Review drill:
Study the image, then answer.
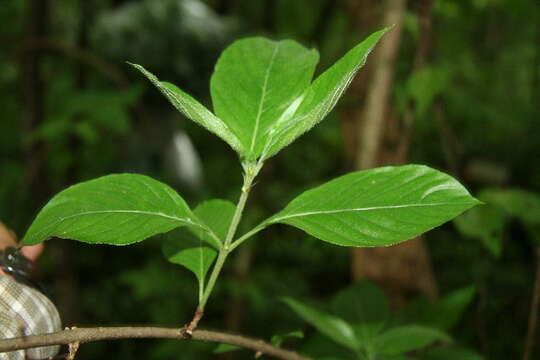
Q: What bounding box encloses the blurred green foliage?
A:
[1,0,539,359]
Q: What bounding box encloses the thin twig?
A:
[0,327,311,360]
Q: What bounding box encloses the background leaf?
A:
[130,63,244,155]
[281,297,358,350]
[23,174,198,246]
[271,330,304,347]
[262,28,389,160]
[373,325,451,355]
[210,37,319,160]
[331,281,390,343]
[395,286,476,331]
[454,205,505,256]
[480,189,540,225]
[267,165,480,247]
[421,345,484,360]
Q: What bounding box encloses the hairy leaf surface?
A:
[211,37,319,160]
[262,28,389,160]
[130,63,243,154]
[268,165,480,247]
[23,174,198,246]
[162,200,235,298]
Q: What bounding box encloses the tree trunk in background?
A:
[349,0,438,306]
[18,0,50,228]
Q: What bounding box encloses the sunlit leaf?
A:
[262,28,389,160]
[211,37,319,160]
[129,63,244,155]
[23,174,199,246]
[267,165,480,247]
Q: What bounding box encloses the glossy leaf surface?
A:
[268,165,480,247]
[262,28,389,160]
[23,174,198,246]
[211,37,319,160]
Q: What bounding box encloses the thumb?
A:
[21,243,45,262]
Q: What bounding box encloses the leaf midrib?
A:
[27,209,200,242]
[248,43,280,155]
[271,202,475,222]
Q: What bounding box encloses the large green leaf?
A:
[282,297,358,350]
[23,174,199,246]
[211,37,319,160]
[129,63,243,155]
[261,28,389,160]
[373,325,450,355]
[331,281,390,343]
[266,165,480,247]
[162,200,235,298]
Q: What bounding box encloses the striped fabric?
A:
[0,275,61,360]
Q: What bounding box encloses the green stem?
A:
[229,222,267,252]
[195,162,262,314]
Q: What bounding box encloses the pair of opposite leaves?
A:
[22,29,479,259]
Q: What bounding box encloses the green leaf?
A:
[129,63,243,155]
[373,325,451,355]
[210,37,319,160]
[262,28,389,160]
[162,230,217,300]
[271,330,304,347]
[394,286,475,331]
[282,297,358,350]
[424,286,476,330]
[23,174,199,246]
[454,206,505,256]
[421,345,483,360]
[480,189,540,225]
[213,343,242,354]
[162,200,234,298]
[190,199,236,249]
[267,165,480,247]
[331,281,390,343]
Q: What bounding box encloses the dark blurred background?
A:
[1,0,539,359]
